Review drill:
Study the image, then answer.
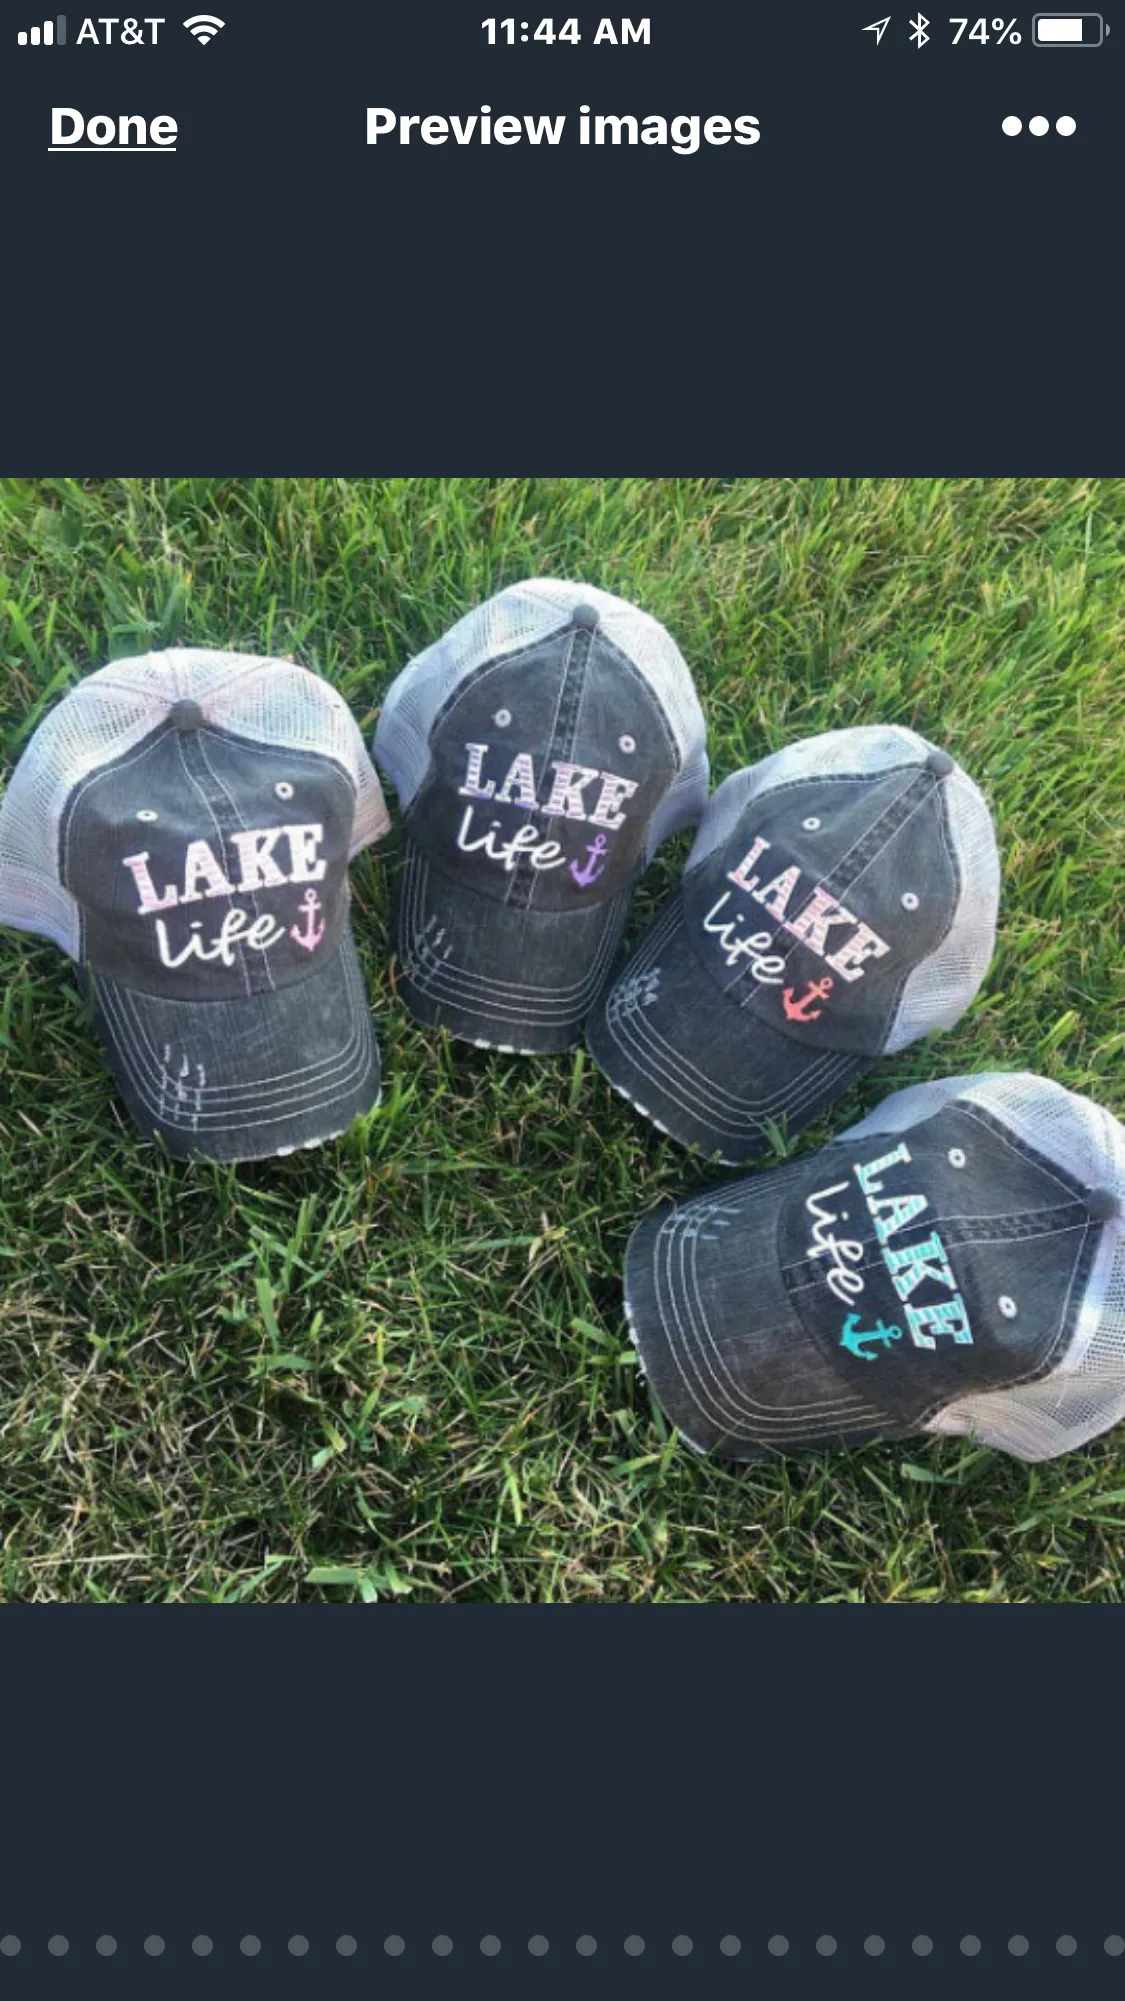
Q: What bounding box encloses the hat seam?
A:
[909,1216,1096,1430]
[175,731,257,1002]
[429,619,682,772]
[503,618,588,916]
[957,1101,1092,1205]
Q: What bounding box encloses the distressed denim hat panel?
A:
[374,580,709,1052]
[625,1072,1125,1463]
[589,726,1000,1160]
[0,648,388,1161]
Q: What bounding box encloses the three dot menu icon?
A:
[17,14,66,41]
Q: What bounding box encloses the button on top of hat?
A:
[169,699,205,731]
[1086,1187,1120,1223]
[572,603,600,630]
[926,747,954,777]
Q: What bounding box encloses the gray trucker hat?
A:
[0,648,389,1161]
[373,580,709,1053]
[588,726,1001,1161]
[625,1072,1125,1464]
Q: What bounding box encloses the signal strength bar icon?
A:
[17,13,66,41]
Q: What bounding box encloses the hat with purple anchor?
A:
[0,648,389,1160]
[373,581,709,1052]
[587,726,1001,1161]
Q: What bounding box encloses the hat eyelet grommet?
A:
[493,709,512,728]
[135,808,159,823]
[999,1295,1018,1319]
[274,781,295,800]
[901,891,920,911]
[619,734,636,754]
[802,816,821,832]
[948,1147,966,1169]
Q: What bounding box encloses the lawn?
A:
[0,476,1122,1603]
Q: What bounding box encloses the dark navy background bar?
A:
[0,1607,1120,1993]
[1,0,1118,469]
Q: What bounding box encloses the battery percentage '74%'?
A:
[951,15,1022,36]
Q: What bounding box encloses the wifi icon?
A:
[183,12,224,42]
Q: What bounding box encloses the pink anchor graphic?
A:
[290,888,326,953]
[782,975,834,1023]
[569,833,609,889]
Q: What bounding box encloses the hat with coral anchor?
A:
[587,726,1001,1162]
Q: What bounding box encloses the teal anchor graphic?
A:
[839,1312,903,1361]
[569,833,608,888]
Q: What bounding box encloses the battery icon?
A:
[1033,12,1106,41]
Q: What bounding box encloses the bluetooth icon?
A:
[909,11,931,43]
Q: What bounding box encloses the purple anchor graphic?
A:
[290,888,326,952]
[569,833,609,889]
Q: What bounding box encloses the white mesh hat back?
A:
[839,1072,1125,1461]
[0,648,389,961]
[686,724,1000,1052]
[375,579,709,857]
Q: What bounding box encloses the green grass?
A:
[0,477,1122,1603]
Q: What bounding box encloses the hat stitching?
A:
[103,953,371,1099]
[398,847,622,1017]
[96,950,374,1130]
[403,848,619,1007]
[598,900,857,1127]
[651,1206,880,1442]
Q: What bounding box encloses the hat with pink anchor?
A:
[0,648,389,1160]
[374,581,709,1053]
[586,726,1001,1162]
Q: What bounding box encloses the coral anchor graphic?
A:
[569,833,609,888]
[290,888,326,952]
[782,975,834,1022]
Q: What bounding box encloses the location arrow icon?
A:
[864,15,892,41]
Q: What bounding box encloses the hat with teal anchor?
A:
[624,1072,1125,1463]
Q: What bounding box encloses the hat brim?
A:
[392,836,631,1054]
[89,924,380,1163]
[586,897,870,1163]
[624,1167,895,1462]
